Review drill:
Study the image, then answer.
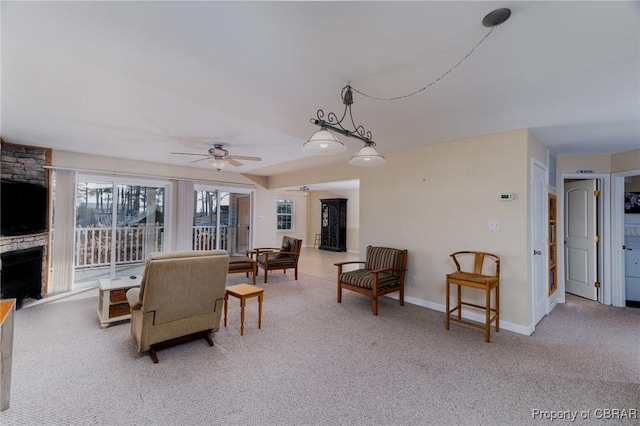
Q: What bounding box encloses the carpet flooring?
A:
[1,272,639,425]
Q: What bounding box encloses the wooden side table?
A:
[224,283,264,335]
[97,276,142,328]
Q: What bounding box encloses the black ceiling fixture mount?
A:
[482,8,512,28]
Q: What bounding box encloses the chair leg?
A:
[372,295,378,316]
[445,280,450,331]
[495,282,500,333]
[485,286,491,343]
[149,349,159,364]
[204,333,214,347]
[337,283,342,303]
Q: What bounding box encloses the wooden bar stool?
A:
[445,251,500,342]
[224,284,265,335]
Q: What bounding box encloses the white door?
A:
[532,161,547,324]
[565,180,598,300]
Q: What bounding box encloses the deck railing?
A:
[74,225,229,268]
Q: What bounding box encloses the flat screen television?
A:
[1,179,48,236]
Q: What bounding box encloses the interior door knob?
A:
[533,250,542,255]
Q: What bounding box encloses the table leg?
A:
[224,292,228,327]
[240,297,246,336]
[258,292,263,329]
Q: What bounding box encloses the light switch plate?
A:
[489,220,500,230]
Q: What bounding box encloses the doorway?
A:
[564,179,599,300]
[560,175,609,304]
[193,185,253,255]
[531,159,548,325]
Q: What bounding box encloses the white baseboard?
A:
[385,293,534,336]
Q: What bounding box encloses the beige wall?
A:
[361,130,531,328]
[611,148,640,173]
[272,129,534,330]
[556,153,611,175]
[557,149,640,176]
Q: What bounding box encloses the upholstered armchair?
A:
[248,236,302,283]
[335,245,408,315]
[125,250,229,363]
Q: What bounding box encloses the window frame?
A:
[276,198,294,232]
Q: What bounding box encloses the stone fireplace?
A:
[0,141,52,307]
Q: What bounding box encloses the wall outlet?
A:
[489,220,500,230]
[411,275,418,284]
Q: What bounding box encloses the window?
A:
[74,176,170,283]
[192,185,254,255]
[276,198,294,231]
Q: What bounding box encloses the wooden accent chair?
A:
[125,250,229,363]
[445,251,500,342]
[247,236,302,283]
[335,245,408,315]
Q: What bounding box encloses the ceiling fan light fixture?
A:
[348,143,386,167]
[302,128,346,155]
[210,158,228,171]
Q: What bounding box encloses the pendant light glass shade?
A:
[302,129,346,155]
[348,144,386,166]
[210,159,228,171]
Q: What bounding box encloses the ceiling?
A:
[2,2,639,178]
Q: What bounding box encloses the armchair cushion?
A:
[338,269,399,290]
[257,253,290,266]
[276,240,291,258]
[364,246,404,277]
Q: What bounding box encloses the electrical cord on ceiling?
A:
[349,24,499,102]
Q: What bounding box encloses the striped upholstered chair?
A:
[335,245,408,315]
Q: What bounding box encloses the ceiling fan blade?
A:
[227,155,261,162]
[171,152,209,157]
[189,157,212,164]
[227,158,243,167]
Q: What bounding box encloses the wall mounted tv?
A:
[1,179,49,236]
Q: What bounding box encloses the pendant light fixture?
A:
[304,8,511,167]
[302,128,345,155]
[348,141,386,166]
[306,84,385,166]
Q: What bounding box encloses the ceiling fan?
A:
[171,144,261,171]
[287,185,311,193]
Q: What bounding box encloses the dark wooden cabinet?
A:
[320,198,347,252]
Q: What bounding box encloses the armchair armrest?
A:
[334,261,365,267]
[260,250,299,262]
[371,267,407,274]
[334,260,364,274]
[246,248,280,259]
[126,287,142,310]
